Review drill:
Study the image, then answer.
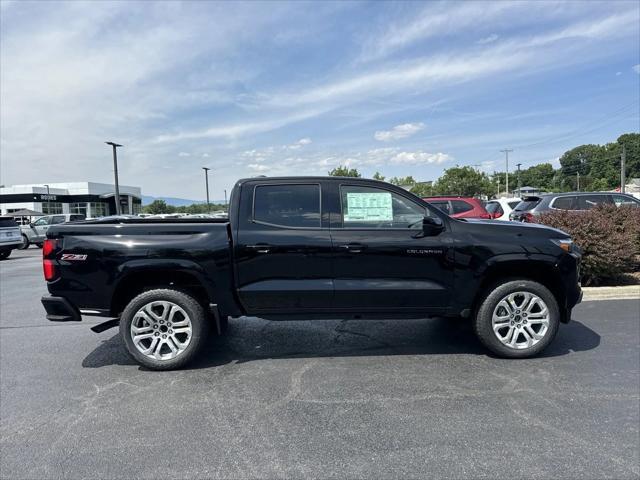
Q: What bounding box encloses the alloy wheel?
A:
[491,292,550,350]
[130,301,192,361]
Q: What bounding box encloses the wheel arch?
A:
[110,267,212,318]
[472,257,568,323]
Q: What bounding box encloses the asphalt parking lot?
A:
[1,248,639,479]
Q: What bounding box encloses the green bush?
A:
[537,205,640,286]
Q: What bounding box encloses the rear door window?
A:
[551,196,577,210]
[577,195,610,210]
[50,216,66,224]
[429,201,451,214]
[508,201,521,209]
[253,184,320,228]
[451,200,474,214]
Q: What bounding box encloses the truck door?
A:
[329,183,453,313]
[235,182,333,313]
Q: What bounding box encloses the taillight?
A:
[523,212,535,223]
[479,212,492,219]
[42,239,60,281]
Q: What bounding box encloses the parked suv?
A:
[422,196,491,219]
[0,217,22,260]
[510,192,640,222]
[485,197,522,221]
[20,214,85,249]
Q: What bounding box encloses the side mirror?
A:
[422,216,444,236]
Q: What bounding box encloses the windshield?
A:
[514,197,541,211]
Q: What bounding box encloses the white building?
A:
[0,182,142,218]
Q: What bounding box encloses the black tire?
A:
[0,250,10,260]
[120,289,210,370]
[18,235,30,250]
[473,279,560,358]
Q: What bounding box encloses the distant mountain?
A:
[142,195,225,206]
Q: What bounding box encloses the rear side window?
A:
[486,202,503,216]
[577,195,611,210]
[253,184,320,228]
[69,214,85,221]
[611,194,640,207]
[451,200,474,214]
[429,201,451,214]
[508,201,521,209]
[551,196,577,210]
[50,216,66,224]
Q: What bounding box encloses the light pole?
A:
[500,149,513,195]
[224,189,228,211]
[202,167,211,214]
[44,184,50,214]
[105,142,123,215]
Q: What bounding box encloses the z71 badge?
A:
[61,254,88,261]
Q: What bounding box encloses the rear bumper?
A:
[41,295,81,322]
[0,241,22,250]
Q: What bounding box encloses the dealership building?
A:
[0,182,142,218]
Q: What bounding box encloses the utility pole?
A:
[500,149,513,195]
[621,144,626,194]
[496,177,500,197]
[202,167,211,214]
[516,163,522,195]
[105,142,123,215]
[224,189,228,211]
[577,172,580,192]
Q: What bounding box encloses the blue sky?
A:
[1,0,639,200]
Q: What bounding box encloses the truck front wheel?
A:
[473,279,560,358]
[120,289,210,370]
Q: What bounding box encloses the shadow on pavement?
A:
[82,316,601,370]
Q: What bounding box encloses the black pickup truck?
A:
[42,176,582,369]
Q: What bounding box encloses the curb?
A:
[581,285,640,301]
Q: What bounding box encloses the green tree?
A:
[144,200,174,214]
[328,166,361,177]
[433,166,494,197]
[617,133,640,181]
[372,171,385,181]
[519,163,555,191]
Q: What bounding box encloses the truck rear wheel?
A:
[473,279,560,358]
[19,235,30,250]
[120,289,210,370]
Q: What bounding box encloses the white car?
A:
[485,197,522,221]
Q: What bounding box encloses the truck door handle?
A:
[246,244,271,254]
[339,243,366,253]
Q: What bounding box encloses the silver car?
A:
[0,217,23,260]
[19,214,85,249]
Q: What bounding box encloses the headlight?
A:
[551,238,573,253]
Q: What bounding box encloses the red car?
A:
[422,196,492,219]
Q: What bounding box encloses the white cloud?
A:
[477,34,499,45]
[202,153,210,158]
[616,71,622,76]
[374,122,424,141]
[248,163,270,172]
[284,137,313,150]
[633,64,640,74]
[178,152,191,157]
[390,151,451,165]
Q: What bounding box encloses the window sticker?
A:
[345,192,393,222]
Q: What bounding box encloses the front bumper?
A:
[41,295,81,322]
